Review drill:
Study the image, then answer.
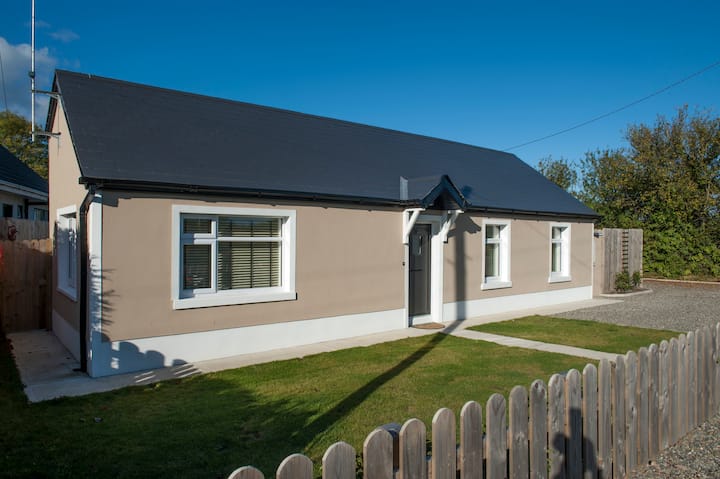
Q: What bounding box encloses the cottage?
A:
[47,70,598,377]
[0,144,48,221]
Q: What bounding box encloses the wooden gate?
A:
[0,239,52,332]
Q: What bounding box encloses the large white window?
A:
[549,223,571,282]
[56,206,78,300]
[482,219,512,290]
[172,206,296,309]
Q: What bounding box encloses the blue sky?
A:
[1,1,718,168]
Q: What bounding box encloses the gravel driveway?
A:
[557,279,720,479]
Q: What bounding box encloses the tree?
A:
[580,106,720,278]
[0,111,48,179]
[536,156,578,193]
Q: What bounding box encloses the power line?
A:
[503,59,720,152]
[0,47,8,112]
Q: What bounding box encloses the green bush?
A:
[631,271,642,287]
[615,271,632,293]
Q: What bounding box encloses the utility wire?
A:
[503,59,720,152]
[0,47,8,112]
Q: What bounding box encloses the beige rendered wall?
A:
[48,101,87,332]
[100,192,405,342]
[443,214,594,303]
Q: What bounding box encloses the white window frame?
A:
[171,205,296,310]
[549,223,572,283]
[481,218,512,290]
[56,205,78,300]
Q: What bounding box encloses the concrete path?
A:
[450,329,617,361]
[9,297,622,402]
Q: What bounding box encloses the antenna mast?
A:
[30,0,36,142]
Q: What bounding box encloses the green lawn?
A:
[469,316,677,354]
[0,331,594,479]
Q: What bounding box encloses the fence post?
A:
[548,373,565,479]
[363,429,393,479]
[715,323,720,415]
[399,418,427,479]
[432,408,456,479]
[459,401,483,479]
[486,393,507,479]
[624,351,638,473]
[597,359,612,479]
[509,386,529,479]
[529,380,547,479]
[704,326,713,422]
[612,355,626,479]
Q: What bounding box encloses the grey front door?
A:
[409,224,432,316]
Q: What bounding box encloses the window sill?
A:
[57,285,78,302]
[481,280,513,291]
[173,290,297,310]
[548,275,572,284]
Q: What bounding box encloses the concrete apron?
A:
[8,297,620,402]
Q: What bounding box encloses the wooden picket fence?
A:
[0,239,52,332]
[230,324,720,479]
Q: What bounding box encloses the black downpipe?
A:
[78,191,93,373]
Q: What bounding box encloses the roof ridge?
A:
[54,69,514,158]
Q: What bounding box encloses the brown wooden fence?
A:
[0,239,52,332]
[595,228,644,294]
[0,218,49,241]
[230,324,720,479]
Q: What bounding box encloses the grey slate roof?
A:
[51,70,597,218]
[0,144,48,196]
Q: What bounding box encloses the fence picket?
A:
[703,326,712,422]
[624,352,638,473]
[509,386,529,479]
[686,332,696,431]
[228,466,264,479]
[460,401,483,479]
[669,338,679,444]
[582,364,598,479]
[486,393,507,479]
[565,369,582,478]
[637,347,649,467]
[276,454,313,479]
[399,419,427,479]
[647,344,659,462]
[548,374,565,479]
[363,429,393,479]
[529,380,547,479]
[322,442,355,479]
[678,335,688,438]
[715,323,720,415]
[597,359,612,479]
[658,341,670,450]
[612,355,626,479]
[432,408,456,479]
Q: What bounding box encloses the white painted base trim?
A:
[52,311,81,361]
[88,308,407,377]
[443,286,593,322]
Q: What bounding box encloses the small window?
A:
[2,204,13,218]
[482,220,512,290]
[549,224,571,282]
[16,205,25,219]
[172,206,296,309]
[56,206,78,300]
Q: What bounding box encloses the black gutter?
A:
[78,177,600,221]
[77,189,94,373]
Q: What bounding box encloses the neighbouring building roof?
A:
[49,70,597,218]
[0,144,49,198]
